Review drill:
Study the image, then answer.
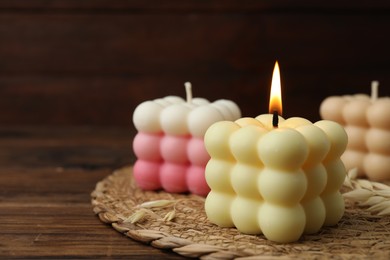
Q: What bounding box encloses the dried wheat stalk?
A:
[123,199,179,224]
[343,168,390,216]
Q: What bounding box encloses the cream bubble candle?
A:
[204,62,348,243]
[320,81,390,181]
[132,82,241,196]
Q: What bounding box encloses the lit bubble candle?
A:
[204,62,347,243]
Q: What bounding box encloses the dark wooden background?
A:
[1,0,389,126]
[1,2,389,258]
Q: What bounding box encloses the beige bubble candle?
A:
[320,81,390,181]
[204,62,348,243]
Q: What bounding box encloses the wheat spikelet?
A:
[124,209,147,224]
[138,199,176,209]
[343,168,390,216]
[163,209,176,222]
[343,189,373,201]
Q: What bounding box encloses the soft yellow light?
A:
[268,61,283,116]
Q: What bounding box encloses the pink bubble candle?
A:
[320,81,390,181]
[132,82,241,196]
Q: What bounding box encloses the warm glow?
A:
[269,61,283,115]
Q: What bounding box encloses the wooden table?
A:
[0,126,185,259]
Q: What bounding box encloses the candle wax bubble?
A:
[133,160,161,190]
[160,136,189,164]
[314,120,348,161]
[204,121,240,160]
[280,117,312,128]
[341,150,365,177]
[231,164,262,198]
[211,103,234,121]
[344,126,367,151]
[191,97,209,105]
[231,197,262,234]
[301,197,326,234]
[188,106,225,137]
[342,99,371,126]
[133,101,164,133]
[187,138,210,166]
[364,154,390,181]
[320,96,346,124]
[160,104,191,135]
[354,94,370,100]
[295,124,330,167]
[205,160,235,192]
[186,166,210,196]
[258,203,306,243]
[258,168,307,205]
[235,117,264,127]
[133,133,162,161]
[213,100,242,120]
[322,160,346,192]
[154,99,171,106]
[321,192,344,226]
[257,129,308,170]
[230,126,266,164]
[365,129,390,154]
[160,163,188,193]
[366,98,390,129]
[302,164,327,199]
[255,114,285,130]
[163,96,185,104]
[205,192,234,227]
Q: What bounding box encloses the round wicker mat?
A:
[91,166,390,259]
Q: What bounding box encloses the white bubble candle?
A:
[132,82,241,196]
[204,62,347,243]
[320,81,390,181]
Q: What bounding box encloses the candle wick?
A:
[272,110,278,128]
[185,82,192,104]
[371,80,379,102]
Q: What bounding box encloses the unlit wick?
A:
[371,80,379,102]
[272,111,279,127]
[185,82,193,104]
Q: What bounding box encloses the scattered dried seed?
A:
[374,190,390,198]
[124,209,147,224]
[357,179,374,190]
[359,196,386,206]
[372,182,390,190]
[163,210,176,222]
[368,201,390,213]
[378,207,390,216]
[343,189,373,201]
[347,168,358,179]
[138,200,176,209]
[342,168,390,216]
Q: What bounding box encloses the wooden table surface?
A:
[0,126,185,259]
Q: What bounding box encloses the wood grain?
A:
[0,126,185,259]
[0,1,389,125]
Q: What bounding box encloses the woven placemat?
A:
[91,166,390,259]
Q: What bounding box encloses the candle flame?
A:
[269,61,283,116]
